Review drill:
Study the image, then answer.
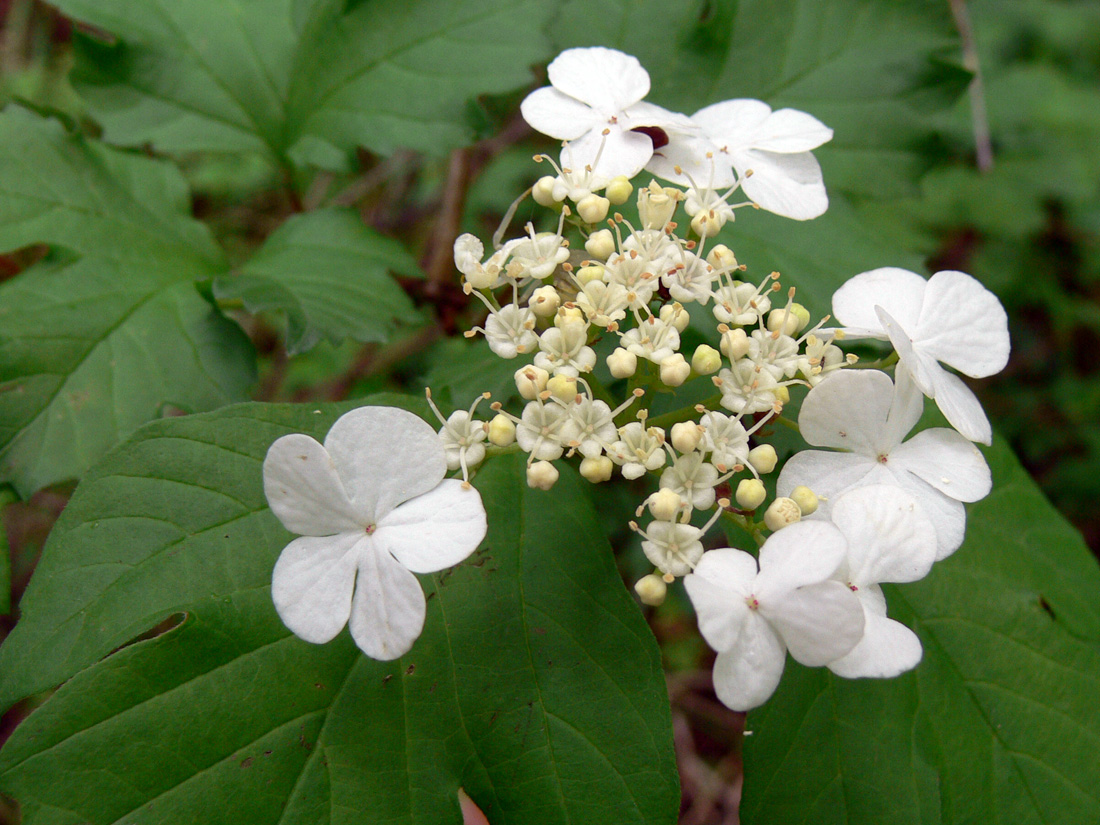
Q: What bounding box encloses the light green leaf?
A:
[61,0,556,168]
[214,208,424,354]
[0,109,255,497]
[740,438,1100,825]
[0,403,678,823]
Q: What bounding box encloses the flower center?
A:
[746,595,760,610]
[364,523,376,535]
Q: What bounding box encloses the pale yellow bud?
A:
[487,413,516,447]
[735,478,767,510]
[791,303,811,332]
[691,210,724,238]
[529,284,561,318]
[515,365,549,400]
[773,385,790,406]
[747,444,778,474]
[637,179,680,230]
[526,460,559,490]
[647,488,684,521]
[659,354,691,387]
[547,374,578,403]
[576,264,606,286]
[607,347,638,378]
[554,306,585,327]
[585,228,616,261]
[532,175,558,207]
[634,573,667,606]
[706,244,738,271]
[670,422,703,454]
[659,302,690,332]
[767,308,801,336]
[691,344,722,375]
[579,455,614,483]
[789,485,818,516]
[763,497,801,531]
[577,194,610,224]
[605,176,633,205]
[719,327,751,360]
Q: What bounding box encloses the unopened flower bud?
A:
[659,302,690,332]
[670,422,702,454]
[579,455,614,483]
[585,229,616,261]
[719,327,751,360]
[766,308,800,336]
[634,573,667,606]
[577,194,610,224]
[488,413,516,447]
[554,306,585,327]
[764,497,801,531]
[532,175,559,207]
[607,347,637,378]
[576,264,606,286]
[735,478,767,510]
[789,485,818,516]
[660,354,691,387]
[605,175,633,205]
[691,344,721,375]
[647,487,683,521]
[773,385,790,406]
[747,444,778,474]
[638,180,680,230]
[706,244,738,272]
[547,374,578,402]
[515,365,549,400]
[529,284,561,318]
[526,460,559,490]
[691,210,724,238]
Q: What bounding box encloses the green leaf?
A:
[554,0,970,199]
[740,438,1100,825]
[214,208,423,355]
[61,0,556,168]
[0,488,11,616]
[0,109,255,496]
[0,403,678,823]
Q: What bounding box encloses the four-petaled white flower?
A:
[685,521,865,711]
[263,407,487,660]
[831,267,1010,444]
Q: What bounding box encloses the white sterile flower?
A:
[520,47,694,179]
[533,321,596,376]
[621,315,681,364]
[263,407,487,661]
[831,267,1010,444]
[515,398,570,461]
[777,369,992,559]
[700,411,750,471]
[576,279,630,328]
[716,360,782,415]
[649,99,833,221]
[608,422,667,479]
[660,451,720,511]
[662,249,716,305]
[825,485,937,679]
[684,521,864,711]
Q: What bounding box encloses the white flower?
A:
[649,99,833,220]
[520,47,694,179]
[831,267,1010,444]
[660,452,719,511]
[533,322,596,376]
[453,234,517,290]
[716,360,782,415]
[685,521,865,711]
[620,315,680,364]
[263,407,487,661]
[608,422,667,479]
[777,369,992,559]
[824,485,937,679]
[700,411,750,471]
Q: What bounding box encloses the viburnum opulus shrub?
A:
[2,3,1100,824]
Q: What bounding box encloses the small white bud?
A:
[735,478,767,510]
[659,302,691,333]
[691,210,724,238]
[579,455,614,483]
[576,264,606,286]
[647,488,684,521]
[554,306,585,327]
[763,497,801,531]
[526,460,559,490]
[634,573,667,606]
[532,175,559,207]
[515,365,549,400]
[747,444,778,474]
[585,229,616,261]
[719,327,751,360]
[670,422,702,454]
[691,344,721,375]
[577,194,610,224]
[607,347,638,378]
[706,244,738,271]
[488,413,516,447]
[529,284,561,318]
[659,354,691,387]
[547,374,578,402]
[605,176,633,205]
[789,485,818,516]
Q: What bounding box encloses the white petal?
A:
[324,407,446,522]
[561,125,655,180]
[263,433,362,536]
[765,581,865,666]
[828,599,922,679]
[830,485,937,585]
[875,307,939,399]
[547,47,650,114]
[710,617,786,711]
[891,472,967,559]
[376,479,487,574]
[892,428,992,502]
[798,369,898,454]
[520,87,602,140]
[776,449,879,501]
[685,548,758,652]
[757,521,849,594]
[691,99,773,149]
[832,267,928,332]
[271,532,362,644]
[925,365,993,445]
[884,366,926,449]
[749,107,833,153]
[915,270,1010,378]
[349,544,426,660]
[736,150,829,220]
[646,134,737,188]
